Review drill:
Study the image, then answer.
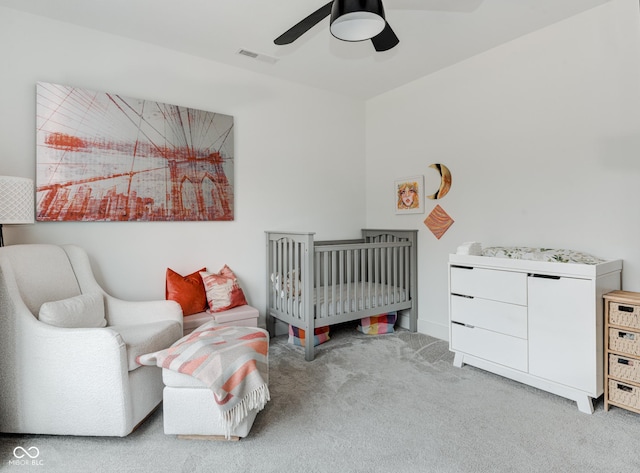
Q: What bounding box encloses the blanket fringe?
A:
[222,384,271,439]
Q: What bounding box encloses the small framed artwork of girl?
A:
[394,176,424,214]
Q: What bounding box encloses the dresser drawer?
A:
[609,302,640,330]
[609,328,640,357]
[451,323,527,372]
[608,380,640,410]
[450,294,527,339]
[609,354,640,384]
[450,266,527,305]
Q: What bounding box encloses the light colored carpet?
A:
[2,325,639,473]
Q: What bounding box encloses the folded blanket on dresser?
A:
[136,324,270,438]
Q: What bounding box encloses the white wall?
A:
[0,7,366,322]
[4,2,640,340]
[366,0,640,339]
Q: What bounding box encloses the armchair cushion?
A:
[38,292,107,328]
[113,320,183,371]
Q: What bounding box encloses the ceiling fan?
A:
[274,0,400,52]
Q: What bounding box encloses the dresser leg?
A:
[453,352,464,368]
[576,395,594,414]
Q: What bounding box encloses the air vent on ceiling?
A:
[236,49,278,65]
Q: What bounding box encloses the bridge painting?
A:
[36,82,234,221]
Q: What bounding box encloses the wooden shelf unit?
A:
[604,290,640,414]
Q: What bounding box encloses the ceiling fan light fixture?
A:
[330,0,386,42]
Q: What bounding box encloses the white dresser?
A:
[448,254,622,414]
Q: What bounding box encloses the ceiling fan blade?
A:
[371,22,399,52]
[274,1,333,45]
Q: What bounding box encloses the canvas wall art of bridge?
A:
[36,82,234,222]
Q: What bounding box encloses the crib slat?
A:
[331,251,340,315]
[323,251,329,319]
[278,240,284,312]
[294,240,300,318]
[368,247,373,309]
[299,241,303,318]
[271,239,276,311]
[360,248,365,310]
[346,249,352,313]
[383,236,388,305]
[301,241,307,320]
[315,251,320,319]
[399,245,405,301]
[404,245,409,302]
[288,239,293,317]
[386,246,391,305]
[373,246,378,308]
[289,240,293,313]
[338,250,344,315]
[377,246,382,307]
[277,239,283,312]
[393,246,398,303]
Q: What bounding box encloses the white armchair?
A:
[0,244,183,437]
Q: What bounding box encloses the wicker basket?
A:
[609,328,640,356]
[609,302,640,329]
[609,354,640,384]
[608,379,640,410]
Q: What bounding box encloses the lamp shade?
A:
[330,0,386,42]
[0,176,35,224]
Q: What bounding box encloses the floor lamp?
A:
[0,176,35,247]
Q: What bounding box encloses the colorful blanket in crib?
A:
[136,324,270,438]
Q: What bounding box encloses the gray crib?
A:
[265,229,418,361]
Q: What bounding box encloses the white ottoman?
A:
[162,321,268,440]
[162,370,259,439]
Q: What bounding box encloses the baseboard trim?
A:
[418,319,448,341]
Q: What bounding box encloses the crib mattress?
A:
[276,282,407,319]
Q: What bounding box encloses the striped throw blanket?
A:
[136,324,270,438]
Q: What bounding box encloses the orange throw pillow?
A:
[165,268,208,316]
[200,265,248,313]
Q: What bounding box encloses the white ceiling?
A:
[0,0,611,99]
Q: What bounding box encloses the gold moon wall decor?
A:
[426,163,452,200]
